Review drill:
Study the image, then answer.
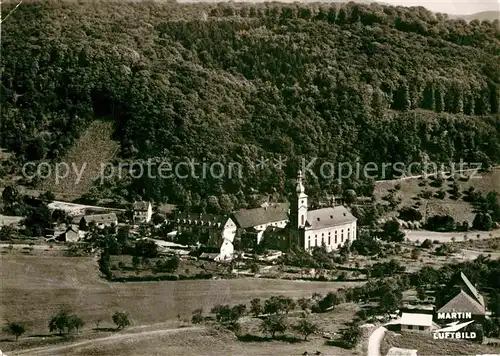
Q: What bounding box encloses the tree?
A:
[340,322,362,349]
[48,308,82,335]
[472,213,493,231]
[4,322,26,341]
[264,296,284,315]
[379,290,402,314]
[260,314,287,339]
[98,250,112,279]
[382,220,405,242]
[297,297,312,311]
[416,285,426,301]
[191,308,204,324]
[293,314,319,341]
[68,315,84,334]
[318,292,339,312]
[411,248,421,260]
[250,298,262,317]
[280,297,296,315]
[112,311,131,330]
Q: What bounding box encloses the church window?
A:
[335,231,337,244]
[301,215,304,226]
[341,230,344,242]
[348,228,350,239]
[328,235,331,245]
[308,237,311,249]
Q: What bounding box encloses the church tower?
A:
[295,170,308,228]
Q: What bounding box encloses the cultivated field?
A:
[0,252,361,338]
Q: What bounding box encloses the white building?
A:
[400,312,433,333]
[133,201,153,223]
[292,171,357,252]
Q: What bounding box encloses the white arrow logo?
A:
[435,320,474,332]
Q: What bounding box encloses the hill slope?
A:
[1,1,499,208]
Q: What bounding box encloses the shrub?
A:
[191,308,204,324]
[420,239,433,248]
[398,207,422,221]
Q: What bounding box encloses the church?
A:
[290,171,357,252]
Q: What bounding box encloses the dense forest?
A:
[1,0,499,210]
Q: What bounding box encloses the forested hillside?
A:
[1,1,499,211]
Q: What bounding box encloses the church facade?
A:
[291,171,357,252]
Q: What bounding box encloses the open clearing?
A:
[0,253,361,337]
[37,120,119,201]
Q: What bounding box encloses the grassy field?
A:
[37,120,119,201]
[10,324,362,356]
[381,330,499,356]
[0,252,361,338]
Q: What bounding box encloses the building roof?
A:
[175,212,229,227]
[82,213,118,224]
[232,203,289,229]
[460,272,485,307]
[305,206,356,230]
[400,312,433,327]
[437,289,486,316]
[386,347,418,356]
[157,203,177,215]
[133,201,150,211]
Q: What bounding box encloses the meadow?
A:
[0,252,360,337]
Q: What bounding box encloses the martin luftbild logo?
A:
[433,312,476,340]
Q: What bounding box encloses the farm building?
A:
[436,272,487,323]
[133,201,153,223]
[400,312,433,333]
[56,225,80,242]
[79,213,118,230]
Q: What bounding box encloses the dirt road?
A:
[9,325,203,356]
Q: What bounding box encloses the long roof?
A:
[305,206,356,230]
[437,289,486,315]
[400,312,433,327]
[82,213,117,223]
[175,212,229,227]
[460,272,485,307]
[133,201,150,211]
[232,203,289,229]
